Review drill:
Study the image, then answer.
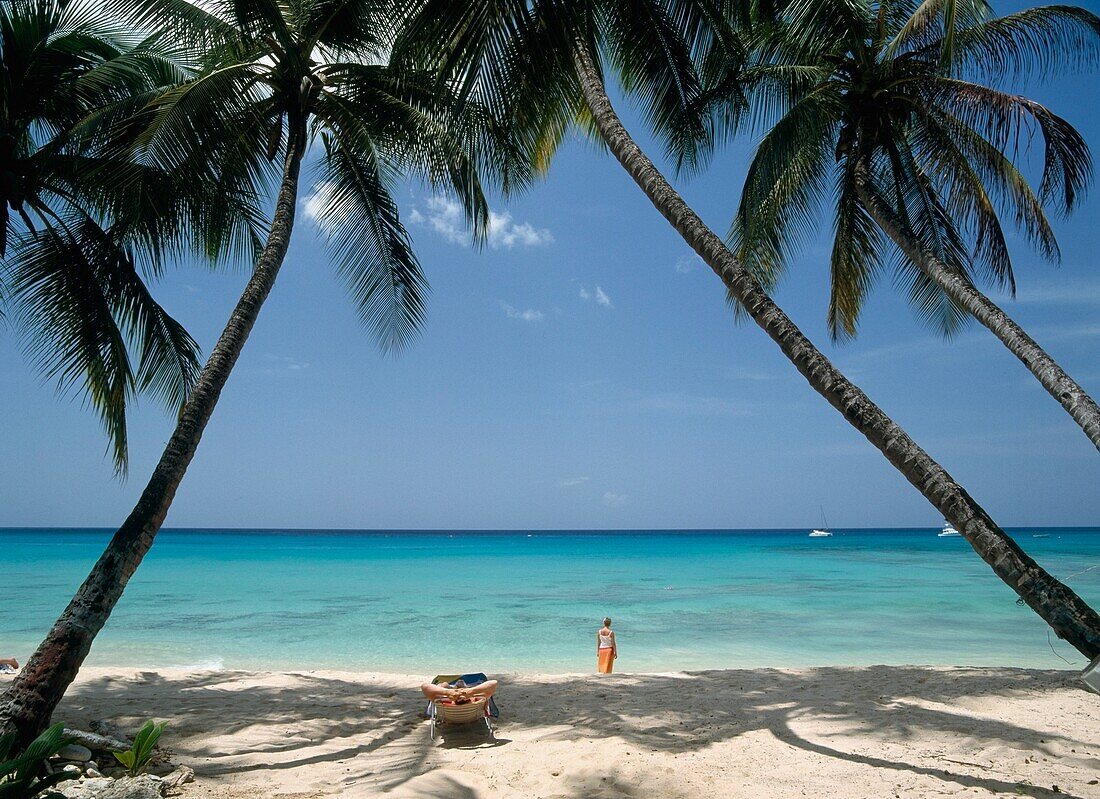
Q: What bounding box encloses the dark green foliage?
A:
[120,0,528,351]
[0,0,259,472]
[0,723,77,799]
[725,0,1100,338]
[391,0,752,178]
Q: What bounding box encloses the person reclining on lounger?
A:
[420,678,498,705]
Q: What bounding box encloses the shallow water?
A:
[2,528,1098,672]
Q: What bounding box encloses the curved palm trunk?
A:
[0,134,305,749]
[852,169,1100,454]
[571,44,1100,660]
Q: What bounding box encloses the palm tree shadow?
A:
[59,670,432,789]
[55,666,1096,797]
[513,667,1096,798]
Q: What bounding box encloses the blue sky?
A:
[3,2,1100,530]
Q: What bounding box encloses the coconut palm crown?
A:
[0,0,248,472]
[728,0,1100,339]
[124,0,527,349]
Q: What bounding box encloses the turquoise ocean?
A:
[3,528,1099,673]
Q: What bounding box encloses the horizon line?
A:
[2,525,1097,534]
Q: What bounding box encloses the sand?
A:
[20,666,1100,798]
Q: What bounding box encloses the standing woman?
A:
[597,617,617,674]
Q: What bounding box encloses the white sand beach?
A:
[27,666,1100,799]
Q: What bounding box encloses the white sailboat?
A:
[938,520,961,537]
[809,507,833,537]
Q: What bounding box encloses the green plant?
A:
[112,721,166,777]
[0,722,78,799]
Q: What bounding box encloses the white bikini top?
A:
[599,632,614,648]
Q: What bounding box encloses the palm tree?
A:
[395,0,1100,658]
[728,1,1100,451]
[0,0,228,472]
[0,0,522,747]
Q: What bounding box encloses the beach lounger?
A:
[428,695,493,740]
[425,673,497,740]
[425,673,500,717]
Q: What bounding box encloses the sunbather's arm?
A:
[421,683,455,700]
[421,680,497,701]
[466,679,498,698]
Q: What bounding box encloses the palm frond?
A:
[828,157,884,339]
[862,152,968,338]
[774,0,873,61]
[72,218,201,412]
[923,82,1072,259]
[908,105,1013,290]
[600,0,709,171]
[316,63,517,235]
[731,88,840,289]
[886,0,992,68]
[928,78,1092,214]
[106,0,237,47]
[891,258,970,337]
[128,63,267,174]
[392,0,539,113]
[311,114,428,353]
[7,222,135,473]
[868,146,975,335]
[943,5,1100,84]
[298,0,393,57]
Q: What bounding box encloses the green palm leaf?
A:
[731,89,839,289]
[0,0,253,471]
[828,157,884,339]
[311,109,428,352]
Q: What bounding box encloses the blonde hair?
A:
[602,617,612,627]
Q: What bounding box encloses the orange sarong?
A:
[598,648,615,673]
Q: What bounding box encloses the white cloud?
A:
[300,187,332,230]
[415,196,468,245]
[500,302,545,322]
[408,196,552,249]
[675,254,702,274]
[602,492,628,507]
[560,477,589,487]
[261,354,310,374]
[488,211,554,249]
[579,285,613,308]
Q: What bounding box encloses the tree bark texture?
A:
[571,44,1100,660]
[852,167,1100,454]
[0,135,305,749]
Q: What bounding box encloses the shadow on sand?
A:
[56,667,1097,798]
